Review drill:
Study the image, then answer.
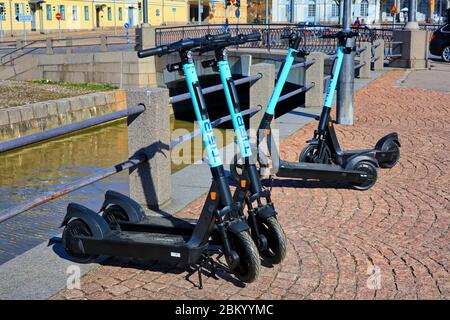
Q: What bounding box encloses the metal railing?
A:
[154,22,442,60]
[0,34,135,66]
[155,23,395,54]
[385,41,403,60]
[0,105,145,153]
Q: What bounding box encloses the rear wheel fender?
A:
[101,190,146,223]
[61,203,112,239]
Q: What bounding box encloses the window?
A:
[46,4,52,20]
[331,2,339,17]
[360,0,369,17]
[72,6,78,21]
[84,6,89,21]
[107,7,112,21]
[14,3,20,16]
[308,4,316,17]
[59,5,65,20]
[118,7,123,21]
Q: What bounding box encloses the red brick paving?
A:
[52,71,450,300]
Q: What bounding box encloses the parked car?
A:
[429,24,450,62]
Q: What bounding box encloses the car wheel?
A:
[442,45,450,63]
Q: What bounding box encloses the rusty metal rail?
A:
[0,156,146,223]
[0,105,145,154]
[0,105,262,223]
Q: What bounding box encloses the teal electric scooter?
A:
[231,30,384,190]
[196,32,287,264]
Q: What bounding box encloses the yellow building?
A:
[0,0,247,34]
[186,0,247,24]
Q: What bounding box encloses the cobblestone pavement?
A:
[53,71,449,300]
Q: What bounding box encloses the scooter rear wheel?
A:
[103,205,129,230]
[230,231,261,283]
[299,144,332,164]
[379,141,400,169]
[259,216,287,264]
[62,219,98,263]
[351,160,378,191]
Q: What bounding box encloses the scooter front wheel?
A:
[229,231,261,283]
[379,141,400,169]
[259,216,287,264]
[299,144,332,164]
[62,219,98,263]
[351,160,378,191]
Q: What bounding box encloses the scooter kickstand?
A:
[185,254,216,289]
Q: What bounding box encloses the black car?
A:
[429,24,450,62]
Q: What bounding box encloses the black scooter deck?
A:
[117,215,197,234]
[277,160,368,184]
[79,230,206,264]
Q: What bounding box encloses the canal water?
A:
[0,116,234,265]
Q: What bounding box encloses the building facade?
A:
[0,0,248,33]
[188,0,247,24]
[271,0,450,25]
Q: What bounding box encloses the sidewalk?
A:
[52,70,450,300]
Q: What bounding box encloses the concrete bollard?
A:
[135,24,155,51]
[305,52,324,108]
[127,87,171,210]
[46,39,53,55]
[249,63,275,140]
[373,39,384,71]
[240,54,252,76]
[65,37,73,54]
[100,35,108,52]
[359,42,372,79]
[389,29,428,69]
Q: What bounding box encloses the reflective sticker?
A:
[217,60,253,158]
[183,62,223,168]
[201,120,222,167]
[234,113,252,158]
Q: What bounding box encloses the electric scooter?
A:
[230,30,380,190]
[197,32,287,264]
[59,35,261,286]
[299,33,400,169]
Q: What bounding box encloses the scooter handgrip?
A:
[137,46,165,58]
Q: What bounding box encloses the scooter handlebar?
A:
[138,34,234,58]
